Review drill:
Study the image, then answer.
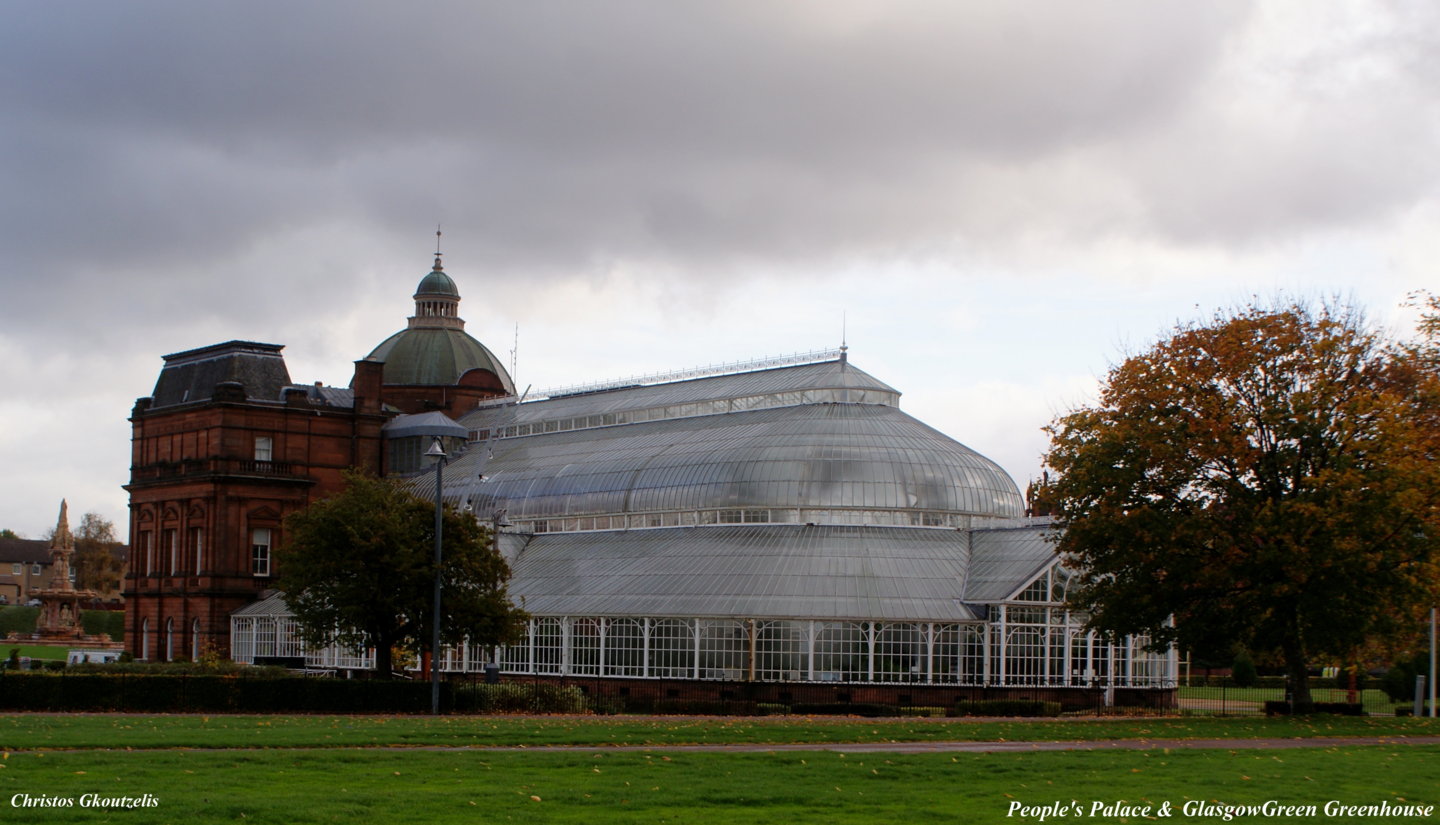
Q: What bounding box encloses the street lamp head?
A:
[425,437,447,460]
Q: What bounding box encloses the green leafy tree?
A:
[0,529,21,540]
[276,471,527,677]
[1044,302,1440,708]
[74,513,124,594]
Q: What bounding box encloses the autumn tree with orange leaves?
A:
[1044,302,1440,708]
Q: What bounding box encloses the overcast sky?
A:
[2,1,1437,538]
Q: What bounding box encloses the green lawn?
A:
[0,742,1435,823]
[1178,685,1402,715]
[0,713,1434,750]
[3,645,71,661]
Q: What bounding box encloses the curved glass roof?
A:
[499,524,985,621]
[445,393,1023,523]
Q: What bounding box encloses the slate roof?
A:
[149,341,293,408]
[0,537,49,564]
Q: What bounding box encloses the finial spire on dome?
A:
[433,225,444,271]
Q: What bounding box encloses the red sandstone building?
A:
[123,254,513,660]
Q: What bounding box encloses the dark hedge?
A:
[0,672,442,713]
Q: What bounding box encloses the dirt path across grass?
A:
[397,735,1440,755]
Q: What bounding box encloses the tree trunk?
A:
[1283,641,1312,710]
[374,637,394,679]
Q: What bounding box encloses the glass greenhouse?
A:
[232,355,1175,691]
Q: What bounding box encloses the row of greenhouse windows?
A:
[232,613,1173,687]
[231,615,373,671]
[520,507,972,534]
[482,616,1171,687]
[477,387,900,442]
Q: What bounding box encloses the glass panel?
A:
[1004,627,1046,686]
[874,623,924,683]
[650,619,694,678]
[698,620,746,680]
[533,618,564,675]
[571,618,601,676]
[755,620,807,681]
[604,619,645,677]
[814,622,867,682]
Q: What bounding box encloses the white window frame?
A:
[254,436,274,462]
[251,528,272,577]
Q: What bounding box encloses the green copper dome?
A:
[362,254,516,393]
[366,327,514,390]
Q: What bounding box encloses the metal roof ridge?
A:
[530,349,845,400]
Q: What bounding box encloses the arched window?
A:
[165,618,174,661]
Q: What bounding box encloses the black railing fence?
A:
[0,669,1412,716]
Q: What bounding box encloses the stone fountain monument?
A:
[22,501,118,647]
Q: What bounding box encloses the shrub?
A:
[0,607,38,637]
[755,703,790,716]
[65,660,288,677]
[80,610,125,641]
[452,683,589,714]
[0,672,441,713]
[1231,651,1258,687]
[1380,653,1432,703]
[642,699,759,716]
[898,706,945,718]
[588,695,625,716]
[949,699,1061,717]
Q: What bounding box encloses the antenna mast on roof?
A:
[510,323,519,387]
[840,311,849,364]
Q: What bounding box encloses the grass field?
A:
[1,713,1435,750]
[2,744,1436,824]
[0,715,1436,824]
[3,645,71,661]
[1177,685,1400,715]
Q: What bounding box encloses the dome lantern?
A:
[361,246,516,398]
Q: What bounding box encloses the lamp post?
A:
[425,436,447,715]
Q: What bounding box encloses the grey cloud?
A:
[3,2,1241,284]
[5,0,1436,344]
